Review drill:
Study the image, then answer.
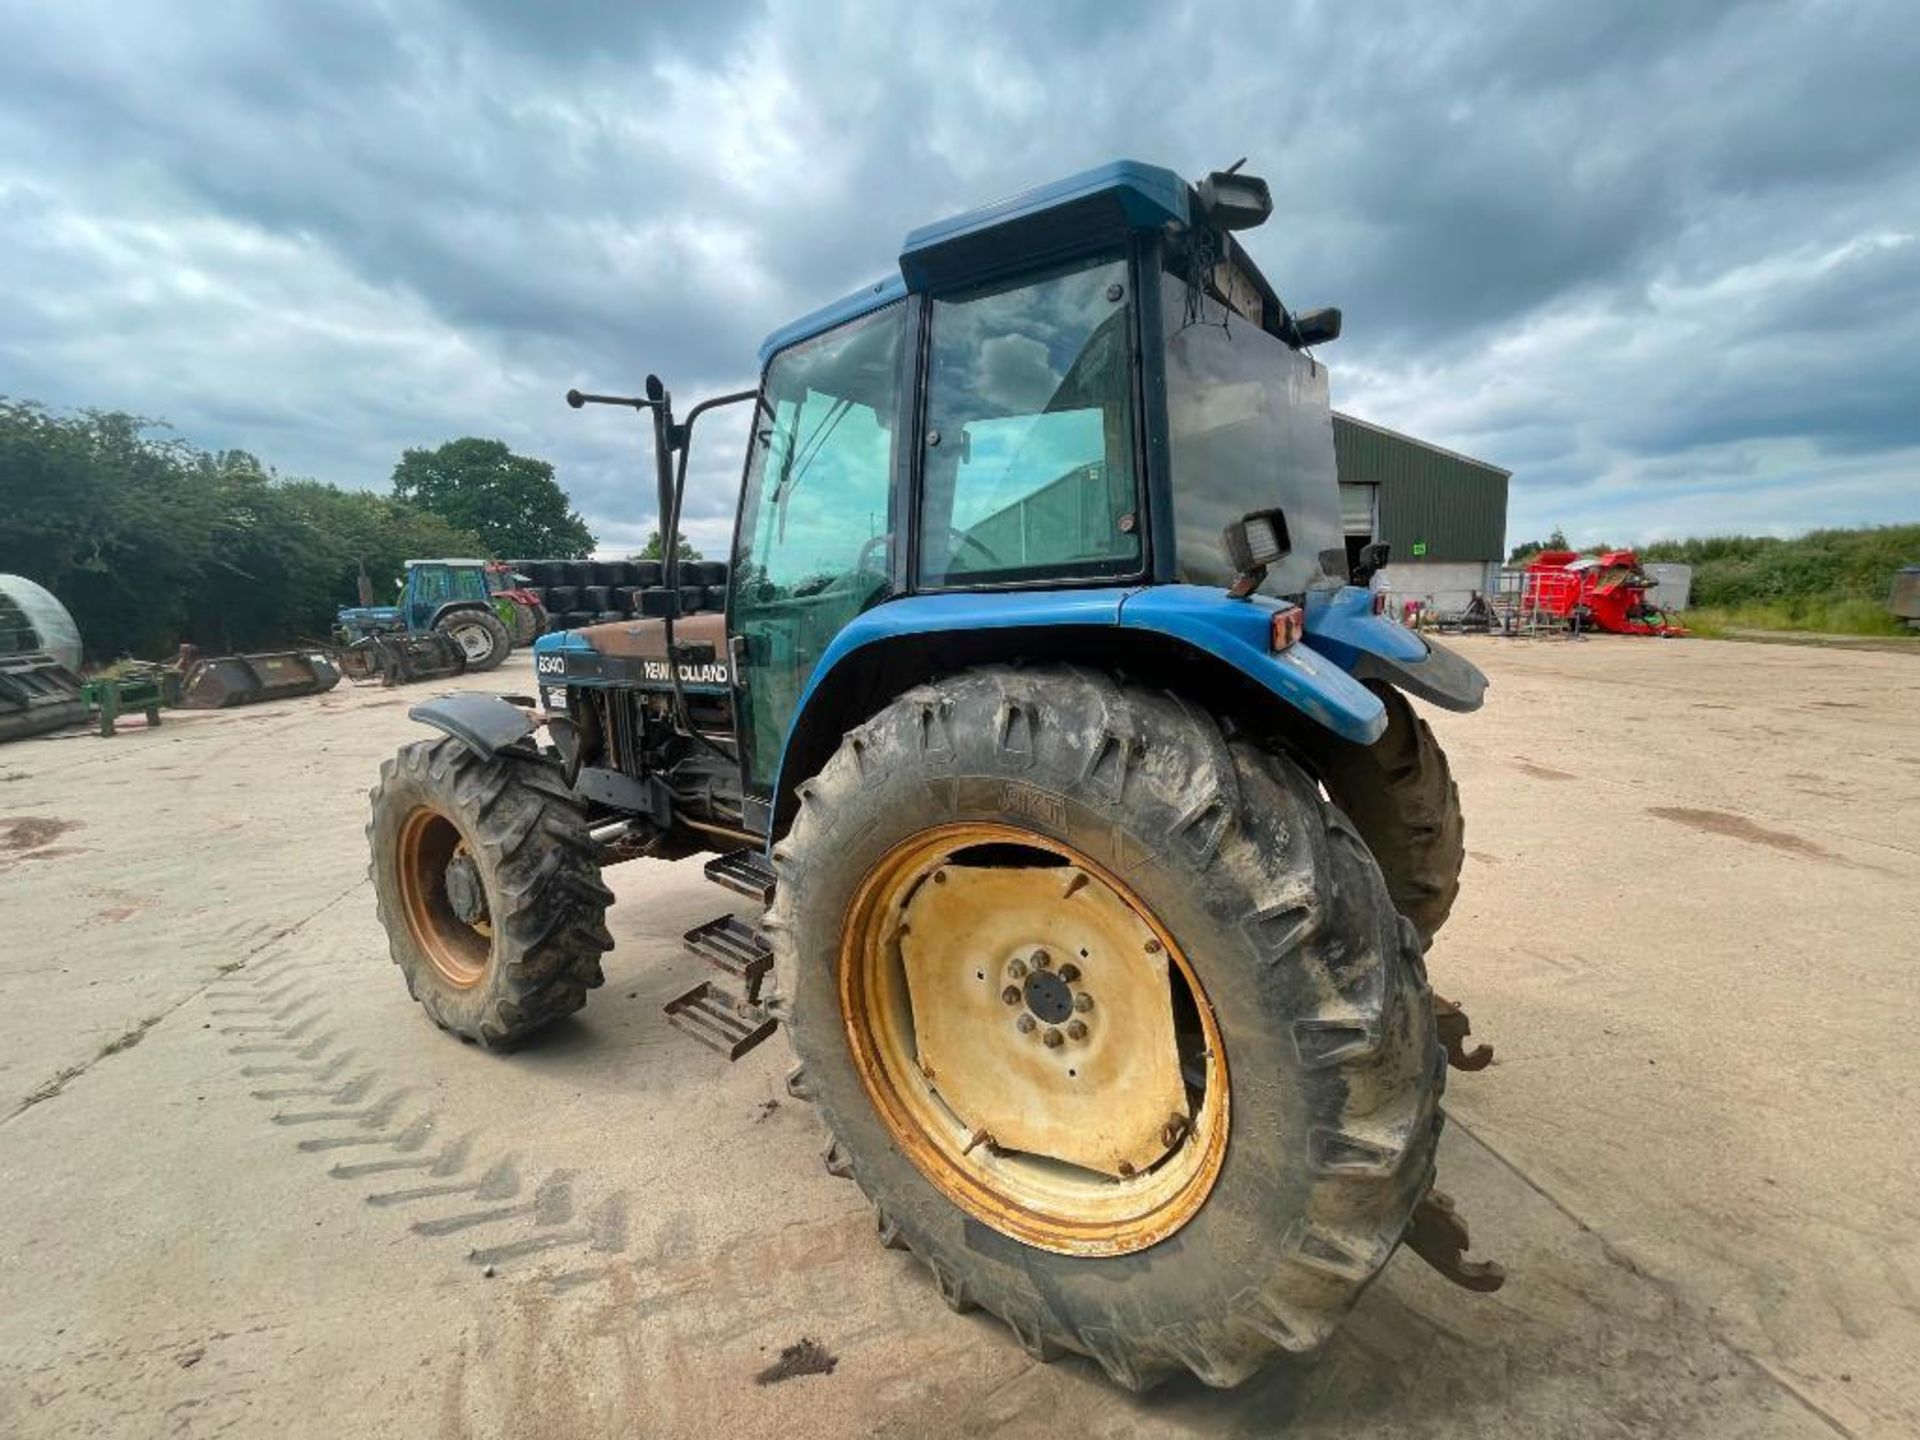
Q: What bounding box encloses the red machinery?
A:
[1522,549,1687,636]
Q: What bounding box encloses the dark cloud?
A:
[1,0,1916,553]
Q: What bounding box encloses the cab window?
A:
[917,253,1140,586]
[731,302,905,789]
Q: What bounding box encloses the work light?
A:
[1220,509,1291,598]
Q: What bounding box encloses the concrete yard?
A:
[1,635,1915,1439]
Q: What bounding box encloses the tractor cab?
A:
[540,159,1442,835]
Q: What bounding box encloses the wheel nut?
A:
[1058,963,1080,983]
[1042,1027,1063,1048]
[1016,1014,1036,1034]
[1144,938,1161,954]
[1001,986,1021,1006]
[1073,993,1093,1013]
[1117,1160,1136,1177]
[1032,949,1051,969]
[1066,1020,1088,1041]
[1008,958,1028,980]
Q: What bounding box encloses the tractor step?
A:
[663,980,778,1061]
[704,847,776,905]
[683,913,773,1002]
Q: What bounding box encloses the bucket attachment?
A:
[180,651,342,708]
[0,653,87,743]
[339,633,466,688]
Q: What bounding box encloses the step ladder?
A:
[703,847,776,904]
[663,852,779,1060]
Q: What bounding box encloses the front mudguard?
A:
[408,692,539,759]
[1303,587,1487,713]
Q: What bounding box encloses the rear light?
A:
[1270,607,1303,651]
[1371,591,1387,616]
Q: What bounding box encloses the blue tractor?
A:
[335,558,523,675]
[367,160,1501,1388]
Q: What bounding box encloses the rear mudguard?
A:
[1301,585,1488,713]
[773,584,1487,806]
[772,587,1344,803]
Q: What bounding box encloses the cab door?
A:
[727,301,909,799]
[406,565,449,631]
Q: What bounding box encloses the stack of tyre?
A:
[502,559,732,633]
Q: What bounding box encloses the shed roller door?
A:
[1339,482,1377,536]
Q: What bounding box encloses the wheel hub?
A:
[1021,966,1074,1024]
[894,853,1191,1178]
[444,854,487,926]
[841,824,1229,1255]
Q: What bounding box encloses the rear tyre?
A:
[504,599,546,646]
[434,609,511,672]
[768,666,1443,1391]
[368,737,612,1047]
[1305,683,1464,946]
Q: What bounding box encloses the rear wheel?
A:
[368,736,612,1047]
[768,666,1443,1391]
[1307,682,1465,947]
[435,608,511,672]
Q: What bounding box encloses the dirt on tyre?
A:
[514,600,549,646]
[435,608,512,672]
[767,665,1444,1391]
[368,736,612,1047]
[1306,681,1464,947]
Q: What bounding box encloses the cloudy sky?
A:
[2,0,1916,556]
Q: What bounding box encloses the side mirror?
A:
[1352,541,1391,585]
[1220,508,1291,599]
[1294,308,1342,346]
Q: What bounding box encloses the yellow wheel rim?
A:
[839,822,1230,1256]
[395,807,492,989]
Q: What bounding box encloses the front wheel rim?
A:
[839,822,1230,1257]
[395,807,492,988]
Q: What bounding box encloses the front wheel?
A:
[768,666,1443,1391]
[368,737,612,1047]
[435,608,512,671]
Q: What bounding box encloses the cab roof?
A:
[756,159,1191,368]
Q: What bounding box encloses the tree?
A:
[1507,527,1570,563]
[0,398,484,660]
[390,438,595,558]
[635,528,703,562]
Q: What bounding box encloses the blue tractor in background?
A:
[335,558,542,678]
[367,160,1501,1390]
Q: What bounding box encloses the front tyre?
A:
[436,608,512,672]
[768,666,1443,1391]
[368,736,612,1047]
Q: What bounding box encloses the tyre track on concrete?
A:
[204,923,632,1288]
[0,876,367,1125]
[1453,1114,1859,1440]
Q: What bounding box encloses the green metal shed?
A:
[1332,413,1509,563]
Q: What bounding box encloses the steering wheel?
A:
[854,528,1003,575]
[947,527,1002,568]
